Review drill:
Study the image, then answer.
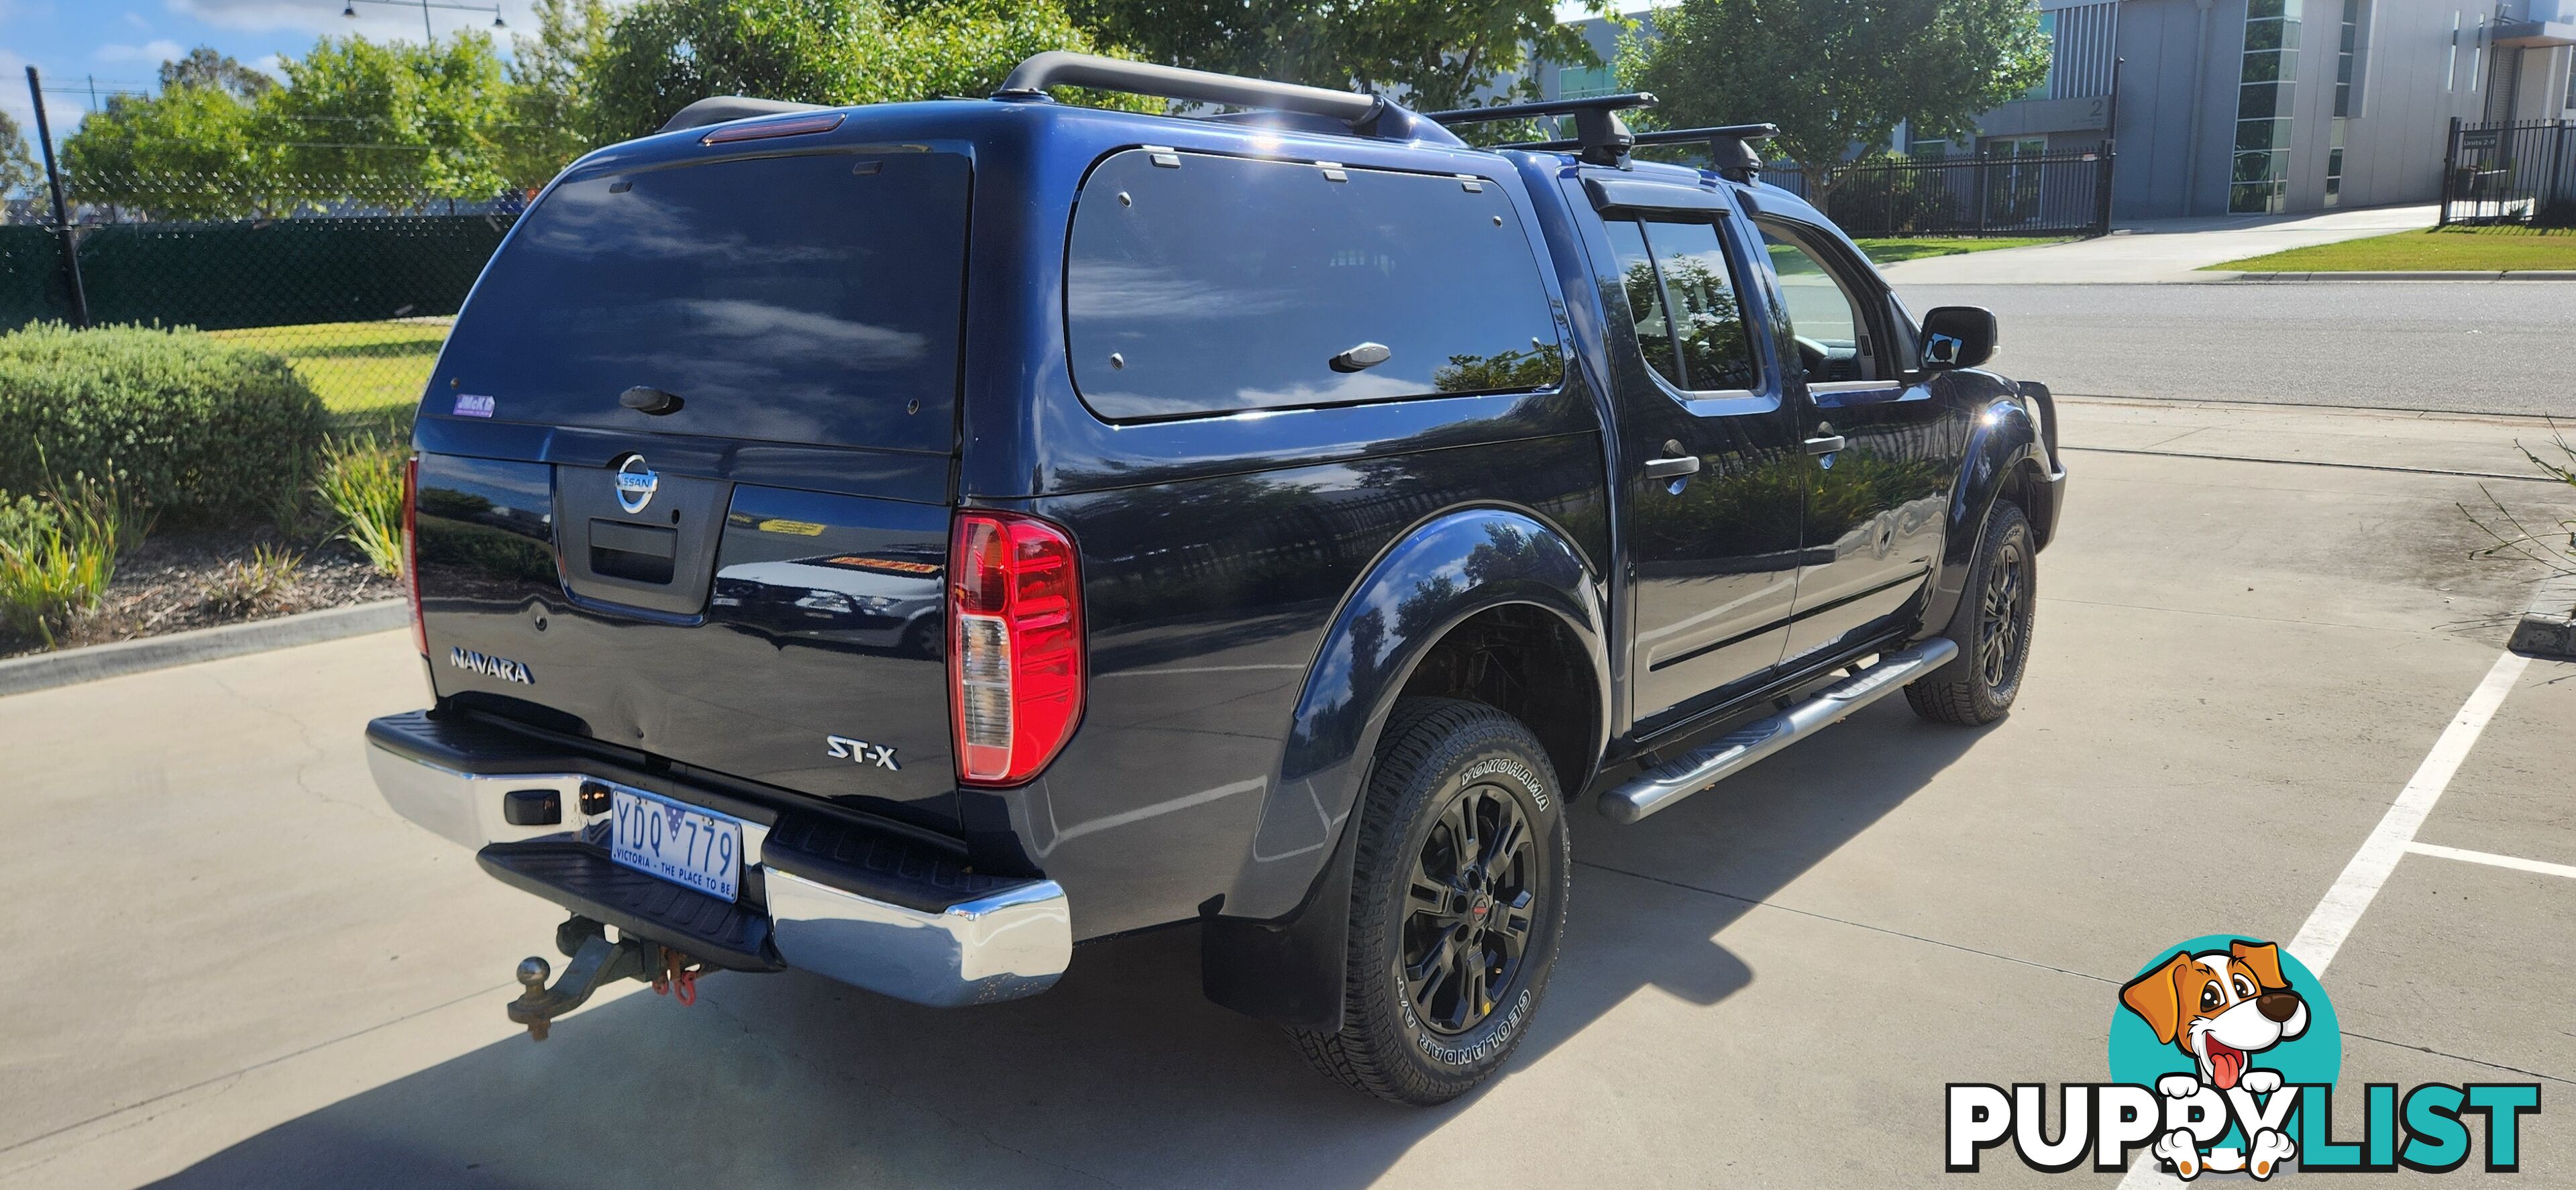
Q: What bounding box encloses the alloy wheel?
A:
[1401,782,1537,1036]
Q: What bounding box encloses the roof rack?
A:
[660,96,830,133]
[992,52,1462,146]
[1498,122,1780,182]
[1425,93,1657,167]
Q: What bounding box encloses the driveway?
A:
[1878,204,2438,284]
[3,398,2572,1187]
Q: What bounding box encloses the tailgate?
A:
[413,453,957,818]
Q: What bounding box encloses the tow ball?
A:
[508,916,716,1040]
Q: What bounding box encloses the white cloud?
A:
[96,39,186,64]
[123,10,152,29]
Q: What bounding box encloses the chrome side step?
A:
[1599,637,1960,824]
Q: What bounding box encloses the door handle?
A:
[1644,455,1702,479]
[1804,435,1846,456]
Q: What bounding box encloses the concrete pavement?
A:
[1877,204,2438,284]
[4,398,2573,1187]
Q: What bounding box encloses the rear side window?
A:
[1065,150,1562,421]
[435,150,969,453]
[1601,215,1758,393]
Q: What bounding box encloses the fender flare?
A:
[1920,389,2048,636]
[1201,506,1609,1030]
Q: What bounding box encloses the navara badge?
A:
[614,455,658,514]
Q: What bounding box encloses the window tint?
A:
[1066,150,1562,421]
[1601,216,1757,393]
[1603,220,1682,388]
[438,151,968,452]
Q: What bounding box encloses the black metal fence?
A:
[1764,151,2116,239]
[5,172,527,429]
[2438,118,2576,228]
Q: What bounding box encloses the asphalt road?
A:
[1899,281,2576,419]
[5,400,2574,1187]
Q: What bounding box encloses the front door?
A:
[1583,182,1807,725]
[1758,219,1962,664]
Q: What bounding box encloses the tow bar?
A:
[508,916,716,1040]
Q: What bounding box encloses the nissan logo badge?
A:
[614,455,659,514]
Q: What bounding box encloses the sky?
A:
[0,0,566,142]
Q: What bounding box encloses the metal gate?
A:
[2438,118,2576,228]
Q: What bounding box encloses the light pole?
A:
[341,0,505,42]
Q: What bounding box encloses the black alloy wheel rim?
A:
[1978,537,2030,690]
[1402,782,1538,1036]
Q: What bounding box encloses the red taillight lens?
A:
[949,511,1083,786]
[402,456,425,658]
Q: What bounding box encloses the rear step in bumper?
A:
[1599,637,1960,824]
[364,720,1071,1007]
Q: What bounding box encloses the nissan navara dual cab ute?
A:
[367,52,2065,1105]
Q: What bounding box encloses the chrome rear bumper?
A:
[365,724,1071,1007]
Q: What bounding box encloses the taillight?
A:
[402,456,425,658]
[949,511,1084,786]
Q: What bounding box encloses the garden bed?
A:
[0,526,398,660]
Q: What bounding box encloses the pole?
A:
[24,67,89,329]
[422,0,434,42]
[2438,115,2461,228]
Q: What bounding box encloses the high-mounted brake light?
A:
[402,455,425,658]
[700,112,845,145]
[949,512,1084,786]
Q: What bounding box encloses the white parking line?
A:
[2406,841,2576,881]
[2115,648,2530,1189]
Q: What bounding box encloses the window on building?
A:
[1909,140,1953,160]
[1601,217,1758,394]
[2333,0,2365,117]
[2447,12,2460,91]
[1064,150,1562,421]
[2567,46,2575,108]
[2028,9,2059,99]
[2230,0,2303,213]
[2324,119,2347,207]
[1557,66,1616,100]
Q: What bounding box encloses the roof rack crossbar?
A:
[1425,92,1657,167]
[1496,121,1779,180]
[992,51,1461,146]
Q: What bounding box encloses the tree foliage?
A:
[0,111,46,203]
[581,0,1132,144]
[1624,0,2049,188]
[1067,0,1605,113]
[266,34,518,200]
[158,48,278,101]
[502,0,618,184]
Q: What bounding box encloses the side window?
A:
[1065,150,1562,421]
[1601,215,1759,394]
[1758,225,1885,382]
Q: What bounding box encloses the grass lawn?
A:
[2212,225,2576,272]
[1851,236,2069,264]
[205,319,445,434]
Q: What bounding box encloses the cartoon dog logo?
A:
[2118,939,2310,1179]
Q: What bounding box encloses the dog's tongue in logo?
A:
[2206,1038,2247,1090]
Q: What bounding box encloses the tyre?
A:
[1905,499,2036,726]
[1291,697,1570,1105]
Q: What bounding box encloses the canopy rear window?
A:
[1065,150,1563,422]
[435,150,969,453]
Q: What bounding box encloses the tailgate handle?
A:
[590,519,678,584]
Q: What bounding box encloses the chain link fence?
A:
[3,172,529,432]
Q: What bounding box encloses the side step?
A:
[1599,637,1960,824]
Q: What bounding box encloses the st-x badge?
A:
[826,735,900,770]
[614,455,658,514]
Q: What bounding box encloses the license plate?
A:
[608,786,743,901]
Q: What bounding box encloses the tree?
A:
[158,47,278,101]
[265,34,518,205]
[1066,0,1608,113]
[0,111,41,203]
[501,0,616,186]
[62,83,278,217]
[1624,0,2048,193]
[582,0,1136,144]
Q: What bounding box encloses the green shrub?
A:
[0,323,329,524]
[317,433,405,576]
[0,476,138,643]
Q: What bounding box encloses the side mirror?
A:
[1919,306,1998,370]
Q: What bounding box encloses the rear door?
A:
[1757,217,1959,663]
[415,146,971,819]
[1580,178,1807,725]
